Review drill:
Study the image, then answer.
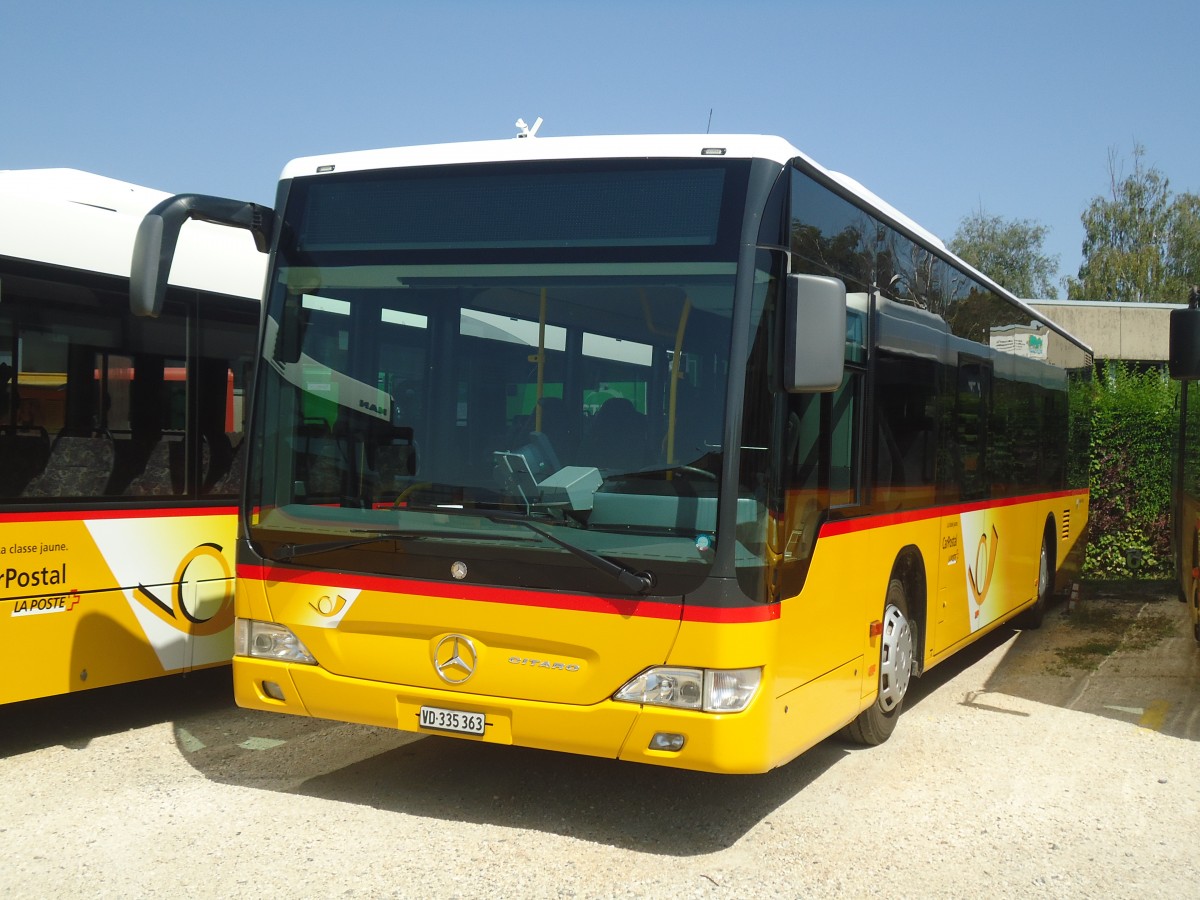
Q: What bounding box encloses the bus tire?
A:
[1015,533,1052,630]
[842,578,914,746]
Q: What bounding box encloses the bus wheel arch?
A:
[841,549,923,746]
[889,546,927,674]
[1015,517,1056,630]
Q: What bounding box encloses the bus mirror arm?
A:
[130,194,274,318]
[784,274,847,392]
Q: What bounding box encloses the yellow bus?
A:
[133,133,1091,772]
[1169,301,1200,644]
[0,168,264,705]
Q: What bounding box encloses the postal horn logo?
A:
[134,542,234,637]
[968,525,999,607]
[310,594,349,617]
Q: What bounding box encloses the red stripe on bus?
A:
[682,603,780,623]
[817,489,1088,537]
[1,505,238,524]
[236,563,780,624]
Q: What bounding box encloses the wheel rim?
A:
[1039,541,1051,600]
[878,603,913,712]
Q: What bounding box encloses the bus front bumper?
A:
[233,656,784,774]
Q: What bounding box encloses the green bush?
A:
[1083,362,1176,578]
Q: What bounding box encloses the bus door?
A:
[933,355,993,654]
[932,514,969,655]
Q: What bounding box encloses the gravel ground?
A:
[1,580,1198,898]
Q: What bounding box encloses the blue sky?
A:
[4,0,1197,296]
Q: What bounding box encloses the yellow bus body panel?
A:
[234,490,1088,773]
[0,509,237,705]
[237,570,682,706]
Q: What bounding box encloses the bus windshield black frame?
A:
[244,158,760,599]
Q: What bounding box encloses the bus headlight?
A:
[235,618,317,665]
[704,668,762,711]
[614,666,761,713]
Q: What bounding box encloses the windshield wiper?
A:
[398,505,654,594]
[477,512,656,596]
[268,527,536,561]
[273,513,655,596]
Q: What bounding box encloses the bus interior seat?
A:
[588,397,647,471]
[304,435,343,498]
[292,418,336,498]
[535,397,577,465]
[203,433,244,495]
[122,437,176,496]
[22,431,116,498]
[0,425,50,497]
[200,432,236,494]
[371,428,418,498]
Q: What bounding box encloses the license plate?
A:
[419,705,486,736]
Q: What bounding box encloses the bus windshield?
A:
[245,159,756,595]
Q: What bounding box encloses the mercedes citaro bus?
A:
[131,132,1090,772]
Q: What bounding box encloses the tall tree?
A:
[1067,144,1200,302]
[1168,192,1200,291]
[949,210,1059,298]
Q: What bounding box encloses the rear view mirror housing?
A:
[1170,307,1200,380]
[784,274,847,392]
[130,194,273,318]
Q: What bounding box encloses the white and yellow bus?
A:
[133,133,1091,772]
[0,168,265,705]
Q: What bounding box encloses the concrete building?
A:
[1029,299,1182,366]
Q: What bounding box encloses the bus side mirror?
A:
[784,274,847,392]
[1170,307,1200,380]
[131,194,273,318]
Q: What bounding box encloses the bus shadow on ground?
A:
[253,628,1031,854]
[167,606,1047,854]
[292,734,851,855]
[977,579,1200,741]
[19,581,1190,853]
[0,665,233,758]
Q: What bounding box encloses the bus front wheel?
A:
[842,578,914,746]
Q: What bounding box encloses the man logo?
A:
[434,634,478,685]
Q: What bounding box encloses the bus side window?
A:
[955,358,993,501]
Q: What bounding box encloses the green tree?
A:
[949,210,1059,298]
[1067,144,1200,302]
[1168,192,1200,290]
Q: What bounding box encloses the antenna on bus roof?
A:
[515,117,543,139]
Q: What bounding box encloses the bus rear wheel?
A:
[842,578,914,746]
[1015,535,1052,630]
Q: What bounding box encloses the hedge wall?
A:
[1081,362,1176,579]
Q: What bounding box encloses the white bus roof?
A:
[0,168,266,301]
[278,134,1094,354]
[281,133,947,253]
